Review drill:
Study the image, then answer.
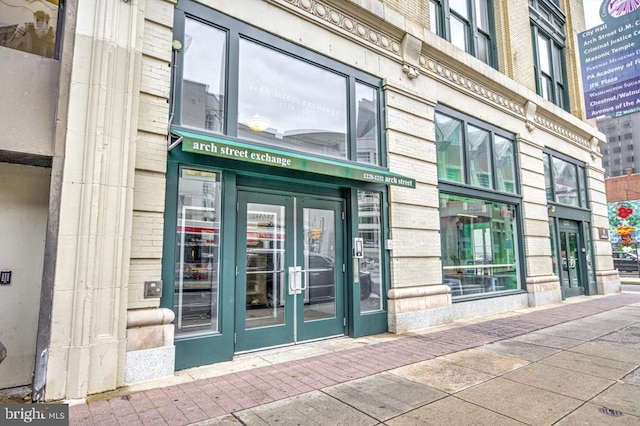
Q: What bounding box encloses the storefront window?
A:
[181,18,226,132]
[355,83,379,165]
[238,39,348,159]
[0,0,61,58]
[174,168,222,336]
[578,167,588,208]
[435,108,517,194]
[440,193,520,298]
[544,154,553,201]
[553,157,578,207]
[175,10,383,167]
[495,134,516,193]
[467,125,492,189]
[435,113,465,184]
[544,151,588,208]
[358,191,383,312]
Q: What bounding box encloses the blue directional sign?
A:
[578,1,640,118]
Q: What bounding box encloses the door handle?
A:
[288,266,302,294]
[288,266,309,293]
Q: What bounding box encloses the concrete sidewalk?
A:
[69,293,640,425]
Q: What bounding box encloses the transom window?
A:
[543,151,589,208]
[530,0,568,110]
[435,106,518,194]
[429,0,496,67]
[175,5,384,166]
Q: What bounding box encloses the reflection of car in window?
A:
[613,252,639,272]
[306,252,372,302]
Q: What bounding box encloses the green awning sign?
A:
[172,129,416,188]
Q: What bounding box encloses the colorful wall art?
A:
[608,200,640,252]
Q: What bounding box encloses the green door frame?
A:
[234,191,296,351]
[554,218,589,298]
[163,151,390,369]
[162,160,237,370]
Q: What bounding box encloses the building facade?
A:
[598,112,640,178]
[0,0,621,401]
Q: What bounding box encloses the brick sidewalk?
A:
[70,293,640,425]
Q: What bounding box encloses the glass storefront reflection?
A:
[440,193,520,298]
[245,204,286,329]
[237,39,348,159]
[303,208,336,321]
[0,0,59,58]
[355,83,379,165]
[181,18,226,132]
[174,169,222,335]
[552,157,579,207]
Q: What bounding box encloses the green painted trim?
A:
[172,128,416,188]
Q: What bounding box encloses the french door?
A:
[235,190,345,352]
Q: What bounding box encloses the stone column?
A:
[517,133,562,306]
[45,0,142,400]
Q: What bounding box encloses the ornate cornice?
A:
[533,114,590,149]
[419,54,594,152]
[419,55,524,117]
[278,0,402,58]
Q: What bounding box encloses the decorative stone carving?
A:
[401,33,422,80]
[524,101,537,132]
[279,0,402,57]
[419,54,524,117]
[402,64,419,79]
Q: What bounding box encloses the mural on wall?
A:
[608,201,640,253]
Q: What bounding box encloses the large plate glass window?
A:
[0,0,63,58]
[174,168,222,336]
[238,39,348,159]
[440,194,520,297]
[435,105,521,300]
[176,11,383,167]
[428,0,496,68]
[530,0,568,110]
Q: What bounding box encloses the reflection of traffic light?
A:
[311,229,322,240]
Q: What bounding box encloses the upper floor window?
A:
[435,106,518,194]
[176,6,383,167]
[0,0,63,59]
[429,0,496,67]
[543,151,588,208]
[530,0,568,110]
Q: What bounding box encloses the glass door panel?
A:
[558,220,586,298]
[245,203,286,329]
[236,192,294,351]
[303,207,337,321]
[236,192,345,351]
[296,198,345,341]
[559,231,571,288]
[567,231,579,286]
